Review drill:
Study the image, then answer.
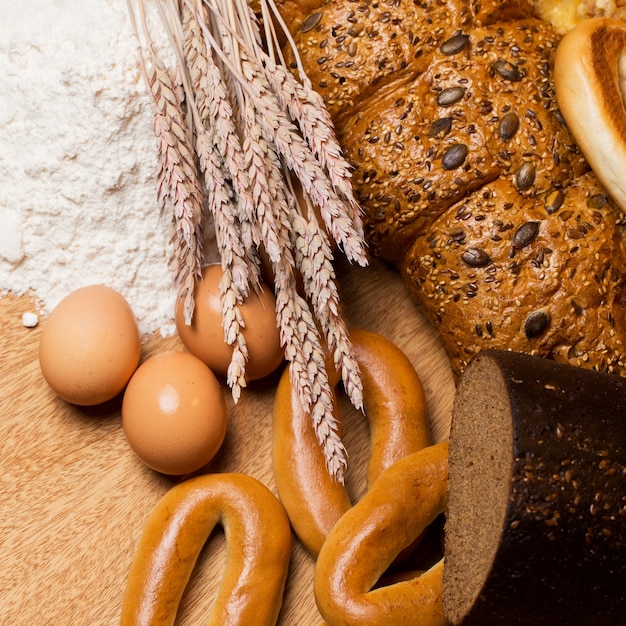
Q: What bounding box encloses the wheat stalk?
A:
[273,262,348,479]
[197,9,368,266]
[127,0,204,326]
[290,200,364,412]
[126,0,368,482]
[180,0,258,399]
[251,42,359,210]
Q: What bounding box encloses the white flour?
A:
[0,0,179,336]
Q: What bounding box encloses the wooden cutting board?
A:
[0,256,455,625]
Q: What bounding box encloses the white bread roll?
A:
[555,17,626,213]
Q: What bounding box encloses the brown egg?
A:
[175,264,284,381]
[38,285,141,406]
[122,351,227,475]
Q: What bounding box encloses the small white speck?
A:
[22,312,39,328]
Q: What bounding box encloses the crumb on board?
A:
[22,312,39,328]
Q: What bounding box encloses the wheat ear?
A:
[127,0,204,324]
[127,0,370,482]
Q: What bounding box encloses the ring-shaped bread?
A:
[314,443,449,626]
[272,328,432,555]
[120,473,291,626]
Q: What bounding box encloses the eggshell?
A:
[38,285,141,406]
[175,264,284,381]
[121,351,227,475]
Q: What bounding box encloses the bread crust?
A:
[279,1,535,126]
[402,172,626,375]
[283,9,586,263]
[536,0,626,33]
[341,18,586,262]
[445,349,626,625]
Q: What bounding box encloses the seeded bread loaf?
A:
[335,16,587,262]
[404,172,626,374]
[280,0,534,127]
[444,349,626,625]
[277,0,626,378]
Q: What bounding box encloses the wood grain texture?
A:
[0,257,455,625]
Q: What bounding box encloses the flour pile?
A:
[0,0,179,336]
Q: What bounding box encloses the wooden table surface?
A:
[0,256,455,625]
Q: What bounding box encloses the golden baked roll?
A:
[554,18,626,215]
[337,18,586,262]
[402,172,626,375]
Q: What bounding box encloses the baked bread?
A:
[277,0,626,378]
[554,18,626,214]
[337,16,586,262]
[444,349,626,625]
[280,0,535,127]
[535,0,626,32]
[404,172,626,374]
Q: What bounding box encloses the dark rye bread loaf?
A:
[276,0,626,379]
[444,349,626,625]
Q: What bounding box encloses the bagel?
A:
[272,328,432,555]
[119,473,291,626]
[555,17,626,213]
[313,442,449,626]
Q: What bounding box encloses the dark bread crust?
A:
[444,349,626,625]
